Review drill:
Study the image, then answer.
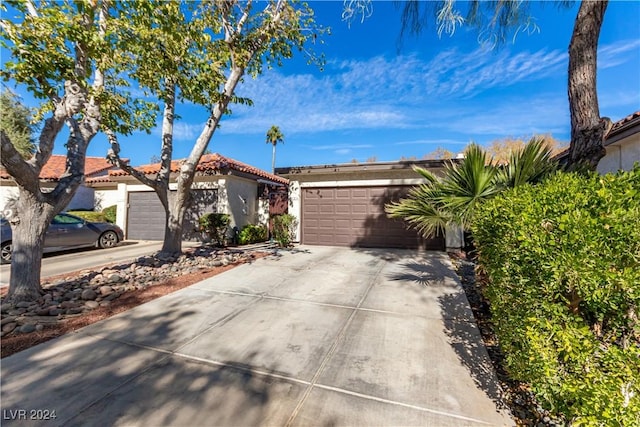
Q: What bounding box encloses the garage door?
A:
[127,190,217,241]
[302,186,444,250]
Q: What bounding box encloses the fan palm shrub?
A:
[386,139,558,236]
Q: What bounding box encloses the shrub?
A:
[471,167,640,425]
[238,224,268,245]
[67,210,106,223]
[272,213,297,247]
[102,205,117,223]
[198,213,230,246]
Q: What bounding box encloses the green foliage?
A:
[266,125,284,146]
[238,224,268,245]
[472,167,640,425]
[102,205,117,223]
[198,213,230,246]
[0,91,35,158]
[67,210,106,223]
[272,214,297,247]
[387,140,557,236]
[0,0,157,133]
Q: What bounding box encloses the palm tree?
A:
[266,125,284,173]
[386,139,557,236]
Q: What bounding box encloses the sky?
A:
[5,1,640,173]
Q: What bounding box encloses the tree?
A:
[106,0,323,256]
[344,0,612,171]
[386,139,557,236]
[485,134,567,165]
[423,147,455,160]
[0,1,154,302]
[266,125,284,173]
[0,90,34,158]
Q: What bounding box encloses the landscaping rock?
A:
[81,289,97,300]
[0,245,265,339]
[84,301,99,309]
[2,322,17,333]
[19,323,36,333]
[99,285,114,295]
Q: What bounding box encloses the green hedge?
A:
[238,224,268,245]
[472,168,640,425]
[102,205,116,223]
[67,210,106,223]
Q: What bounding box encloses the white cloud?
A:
[598,39,640,69]
[194,38,635,140]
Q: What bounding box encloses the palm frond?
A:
[496,137,558,188]
[386,182,451,237]
[438,144,499,228]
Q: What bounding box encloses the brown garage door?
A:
[302,186,444,250]
[127,190,217,241]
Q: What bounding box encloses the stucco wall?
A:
[223,177,258,232]
[597,133,640,174]
[0,184,19,215]
[94,188,121,211]
[0,183,95,213]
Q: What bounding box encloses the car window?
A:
[52,214,84,225]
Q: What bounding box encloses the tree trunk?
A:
[160,194,190,256]
[6,189,56,302]
[566,0,610,171]
[272,143,276,173]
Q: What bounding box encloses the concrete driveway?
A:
[1,246,513,426]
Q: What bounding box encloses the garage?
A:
[301,185,444,250]
[277,159,451,250]
[127,190,217,241]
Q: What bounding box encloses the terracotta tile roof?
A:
[109,153,288,185]
[553,110,640,160]
[608,110,640,137]
[0,155,122,181]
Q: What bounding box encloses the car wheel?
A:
[98,231,119,249]
[1,241,11,264]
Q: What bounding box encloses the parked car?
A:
[0,213,124,264]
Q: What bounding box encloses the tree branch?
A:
[106,130,159,190]
[0,131,40,194]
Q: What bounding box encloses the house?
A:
[0,155,123,213]
[89,153,288,241]
[275,159,454,251]
[555,111,640,173]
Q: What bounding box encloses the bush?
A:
[198,213,230,246]
[67,210,106,223]
[272,214,297,247]
[102,205,117,223]
[238,224,268,245]
[471,168,640,425]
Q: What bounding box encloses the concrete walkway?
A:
[1,246,513,426]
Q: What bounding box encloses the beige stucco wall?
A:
[597,132,640,174]
[94,188,120,211]
[0,183,19,215]
[222,176,258,233]
[0,182,95,213]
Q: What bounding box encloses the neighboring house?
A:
[276,160,453,251]
[556,111,640,173]
[88,153,288,241]
[0,155,123,214]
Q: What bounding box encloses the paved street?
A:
[1,246,513,426]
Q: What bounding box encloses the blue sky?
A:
[7,1,640,173]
